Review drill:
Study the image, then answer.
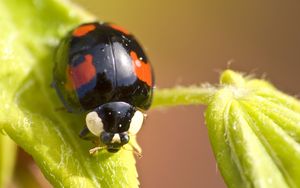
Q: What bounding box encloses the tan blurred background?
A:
[12,0,300,188]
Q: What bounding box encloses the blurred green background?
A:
[9,0,300,188]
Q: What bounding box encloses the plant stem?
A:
[152,85,216,108]
[0,134,17,188]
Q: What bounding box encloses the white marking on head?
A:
[86,111,104,136]
[111,134,121,143]
[128,110,144,135]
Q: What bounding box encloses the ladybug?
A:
[53,22,154,153]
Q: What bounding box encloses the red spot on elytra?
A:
[109,24,130,35]
[73,24,96,37]
[66,55,96,90]
[130,51,152,86]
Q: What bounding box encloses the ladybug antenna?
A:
[89,146,106,155]
[122,146,143,158]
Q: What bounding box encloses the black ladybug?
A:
[53,22,154,153]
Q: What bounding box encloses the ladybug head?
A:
[85,102,144,152]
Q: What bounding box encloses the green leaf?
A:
[0,135,17,188]
[0,0,139,187]
[205,70,300,188]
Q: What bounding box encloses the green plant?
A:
[206,70,300,188]
[1,0,300,188]
[0,0,139,187]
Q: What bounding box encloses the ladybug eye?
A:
[86,111,104,136]
[128,111,144,135]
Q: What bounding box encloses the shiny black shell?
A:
[53,22,154,112]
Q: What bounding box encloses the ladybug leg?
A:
[50,82,55,88]
[79,127,99,146]
[89,146,106,155]
[122,145,143,158]
[79,127,90,139]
